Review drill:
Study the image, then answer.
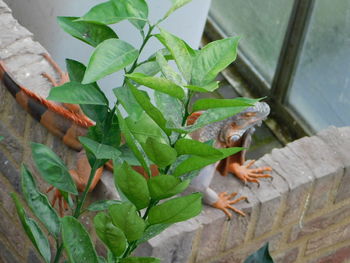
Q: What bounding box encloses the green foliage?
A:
[244,243,274,263]
[148,175,190,200]
[12,0,267,262]
[12,193,51,263]
[62,216,99,263]
[21,165,60,238]
[31,143,78,195]
[148,193,202,224]
[83,39,139,84]
[115,162,150,210]
[94,212,127,257]
[108,203,145,241]
[57,16,118,47]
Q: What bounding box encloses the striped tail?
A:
[0,60,93,150]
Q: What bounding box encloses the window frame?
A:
[205,0,316,140]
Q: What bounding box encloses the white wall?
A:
[5,0,211,101]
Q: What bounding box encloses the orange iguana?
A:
[0,54,271,218]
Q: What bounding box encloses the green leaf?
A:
[148,48,173,62]
[134,61,161,76]
[62,216,99,263]
[137,223,171,245]
[116,108,150,175]
[141,137,177,168]
[0,136,3,141]
[11,193,51,263]
[164,0,193,19]
[79,137,121,160]
[83,39,138,84]
[115,162,150,210]
[47,81,108,105]
[185,81,219,93]
[94,212,127,257]
[57,16,118,47]
[171,106,251,134]
[192,97,258,112]
[157,28,193,82]
[128,82,170,136]
[126,73,185,100]
[78,1,147,26]
[154,91,183,142]
[173,147,243,177]
[121,257,160,263]
[156,52,183,85]
[191,37,240,85]
[65,59,109,122]
[244,243,274,263]
[126,112,168,145]
[148,193,202,225]
[148,175,190,200]
[108,202,145,241]
[114,85,144,120]
[21,165,60,238]
[111,0,148,29]
[87,200,121,211]
[31,143,78,194]
[118,144,141,166]
[174,138,222,158]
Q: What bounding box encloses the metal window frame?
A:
[205,0,316,141]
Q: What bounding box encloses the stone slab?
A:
[287,136,344,214]
[317,127,350,203]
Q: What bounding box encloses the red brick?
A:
[311,244,350,263]
[273,247,299,263]
[289,205,350,242]
[306,222,350,255]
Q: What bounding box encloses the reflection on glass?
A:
[288,0,350,132]
[210,0,293,83]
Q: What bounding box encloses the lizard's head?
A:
[219,101,270,144]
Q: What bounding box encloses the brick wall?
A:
[134,127,350,263]
[1,1,350,262]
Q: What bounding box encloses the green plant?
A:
[12,1,259,262]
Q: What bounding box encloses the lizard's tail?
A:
[0,60,95,150]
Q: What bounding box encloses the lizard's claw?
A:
[46,186,69,217]
[228,160,272,186]
[212,192,247,219]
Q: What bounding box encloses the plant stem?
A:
[74,162,99,218]
[126,24,155,75]
[53,243,64,263]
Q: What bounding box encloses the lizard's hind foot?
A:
[212,192,247,219]
[46,186,69,217]
[40,53,69,87]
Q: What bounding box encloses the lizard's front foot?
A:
[212,192,247,219]
[228,160,272,186]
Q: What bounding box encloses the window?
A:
[207,0,350,138]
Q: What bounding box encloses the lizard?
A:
[187,102,272,218]
[0,53,271,218]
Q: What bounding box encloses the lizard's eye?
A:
[230,134,240,142]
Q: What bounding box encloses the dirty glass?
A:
[210,0,294,84]
[287,0,350,132]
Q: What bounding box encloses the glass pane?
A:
[210,0,294,83]
[287,0,350,132]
